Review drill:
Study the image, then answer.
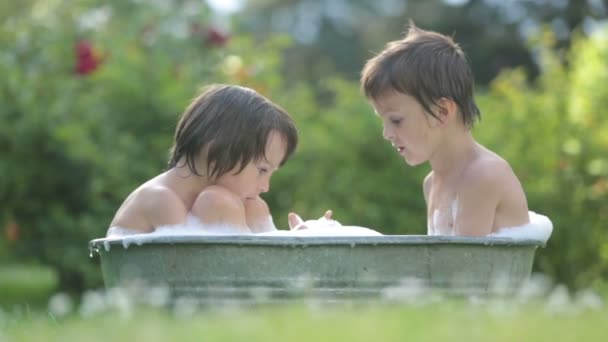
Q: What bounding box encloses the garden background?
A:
[1,0,607,306]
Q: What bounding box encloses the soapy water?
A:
[104,214,251,250]
[428,210,553,244]
[106,214,240,238]
[106,211,552,243]
[106,213,382,241]
[488,211,553,244]
[260,215,382,237]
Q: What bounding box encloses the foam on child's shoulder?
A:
[104,213,253,250]
[154,214,249,236]
[488,211,553,243]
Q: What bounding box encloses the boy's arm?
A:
[142,186,189,230]
[244,196,277,233]
[453,163,506,236]
[423,172,433,204]
[423,172,433,234]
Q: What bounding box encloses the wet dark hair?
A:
[167,84,298,180]
[361,21,480,128]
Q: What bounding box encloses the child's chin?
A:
[403,156,424,166]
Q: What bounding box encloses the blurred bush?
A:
[474,28,608,289]
[0,0,233,291]
[0,264,58,307]
[1,0,606,294]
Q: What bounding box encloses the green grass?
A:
[2,301,607,342]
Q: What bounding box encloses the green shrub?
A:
[0,264,58,306]
[1,1,606,294]
[474,29,608,288]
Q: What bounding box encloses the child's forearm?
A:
[244,197,277,233]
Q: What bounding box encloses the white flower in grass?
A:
[544,285,571,314]
[106,287,134,319]
[574,289,604,311]
[79,289,108,318]
[48,292,73,317]
[173,297,198,318]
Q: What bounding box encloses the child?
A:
[108,84,298,235]
[360,22,530,236]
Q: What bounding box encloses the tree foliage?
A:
[1,1,606,292]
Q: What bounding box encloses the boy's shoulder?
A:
[136,183,189,223]
[457,147,529,232]
[109,181,187,231]
[136,183,183,208]
[463,150,515,185]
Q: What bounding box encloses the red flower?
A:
[205,28,229,47]
[5,220,19,242]
[75,40,101,75]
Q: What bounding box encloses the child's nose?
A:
[259,178,270,194]
[382,125,392,140]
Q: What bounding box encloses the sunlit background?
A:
[1,0,607,323]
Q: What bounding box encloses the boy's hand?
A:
[245,196,276,233]
[288,210,334,231]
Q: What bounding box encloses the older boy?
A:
[360,23,529,236]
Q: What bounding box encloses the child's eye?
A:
[258,167,268,174]
[390,118,402,126]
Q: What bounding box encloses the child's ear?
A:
[436,97,458,122]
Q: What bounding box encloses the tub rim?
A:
[89,234,545,251]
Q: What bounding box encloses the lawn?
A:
[1,264,606,341]
[2,298,607,342]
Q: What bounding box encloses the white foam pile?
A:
[104,214,248,251]
[488,211,553,243]
[102,211,552,252]
[260,216,382,236]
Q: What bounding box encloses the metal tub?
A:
[89,235,542,302]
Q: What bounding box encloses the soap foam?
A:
[107,214,382,241]
[104,214,253,250]
[260,217,382,236]
[107,214,248,238]
[488,211,553,243]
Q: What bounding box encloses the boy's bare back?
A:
[109,172,191,233]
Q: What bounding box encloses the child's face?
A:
[215,130,287,201]
[372,90,442,166]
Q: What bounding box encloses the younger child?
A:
[108,84,298,235]
[360,23,529,236]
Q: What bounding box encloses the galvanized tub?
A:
[89,235,543,302]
